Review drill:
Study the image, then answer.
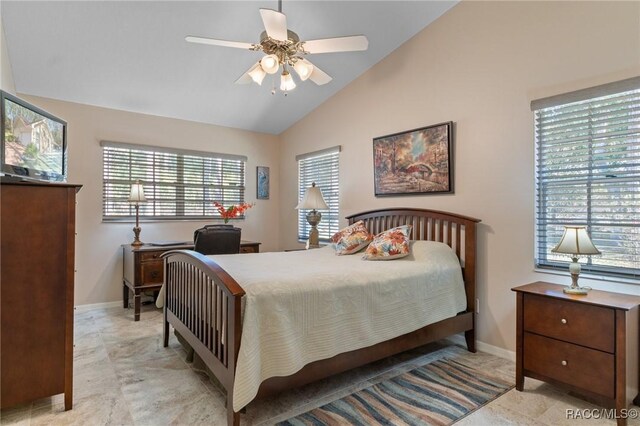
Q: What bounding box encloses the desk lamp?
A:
[128,181,147,247]
[296,182,328,249]
[551,226,601,294]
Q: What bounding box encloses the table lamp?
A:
[551,226,601,294]
[128,181,147,247]
[296,182,329,249]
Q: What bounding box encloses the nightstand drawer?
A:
[140,251,163,262]
[141,261,163,285]
[524,332,614,398]
[524,293,614,353]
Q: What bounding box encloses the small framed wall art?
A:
[257,166,270,199]
[373,121,453,196]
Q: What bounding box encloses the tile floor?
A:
[1,304,638,425]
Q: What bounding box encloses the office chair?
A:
[193,224,241,255]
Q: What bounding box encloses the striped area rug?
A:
[278,357,513,426]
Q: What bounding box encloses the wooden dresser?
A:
[122,241,260,321]
[1,180,81,410]
[513,282,640,425]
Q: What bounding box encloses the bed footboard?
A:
[161,250,244,426]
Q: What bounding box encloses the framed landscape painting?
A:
[257,166,270,199]
[373,122,453,196]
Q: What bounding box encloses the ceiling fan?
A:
[185,1,369,94]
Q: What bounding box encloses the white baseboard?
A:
[477,340,516,362]
[74,301,121,312]
[446,334,516,362]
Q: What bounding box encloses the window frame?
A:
[101,141,247,222]
[296,146,341,243]
[533,79,640,281]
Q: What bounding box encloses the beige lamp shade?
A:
[280,70,296,92]
[128,181,147,204]
[260,54,279,74]
[293,59,314,81]
[248,63,266,85]
[551,226,601,256]
[296,182,328,210]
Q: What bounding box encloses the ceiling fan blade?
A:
[259,8,288,42]
[185,36,254,50]
[235,63,260,85]
[303,35,368,54]
[307,62,333,86]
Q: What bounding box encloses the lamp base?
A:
[305,240,319,250]
[306,210,322,249]
[563,268,590,295]
[563,286,590,295]
[131,225,143,247]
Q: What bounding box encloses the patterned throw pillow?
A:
[362,225,412,260]
[331,221,374,255]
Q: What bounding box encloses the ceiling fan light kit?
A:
[260,54,280,74]
[293,59,314,81]
[248,63,266,85]
[280,69,296,91]
[186,2,369,95]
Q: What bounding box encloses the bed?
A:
[161,208,480,425]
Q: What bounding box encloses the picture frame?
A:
[256,166,270,199]
[373,121,453,196]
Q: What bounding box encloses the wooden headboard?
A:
[346,208,481,313]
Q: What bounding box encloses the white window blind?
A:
[297,147,340,242]
[534,85,640,279]
[102,141,246,221]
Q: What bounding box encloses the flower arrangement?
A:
[213,201,255,223]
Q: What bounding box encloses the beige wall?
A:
[21,95,280,306]
[7,2,640,353]
[0,19,15,93]
[279,1,640,352]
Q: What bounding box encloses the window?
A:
[297,146,340,242]
[102,141,246,221]
[534,79,640,279]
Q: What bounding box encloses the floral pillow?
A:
[362,225,412,260]
[331,221,374,255]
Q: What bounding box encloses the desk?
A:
[122,240,260,321]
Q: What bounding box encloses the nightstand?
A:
[512,282,640,426]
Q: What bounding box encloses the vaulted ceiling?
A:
[2,1,456,134]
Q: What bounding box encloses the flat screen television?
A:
[1,90,67,182]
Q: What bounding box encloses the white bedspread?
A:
[204,241,467,411]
